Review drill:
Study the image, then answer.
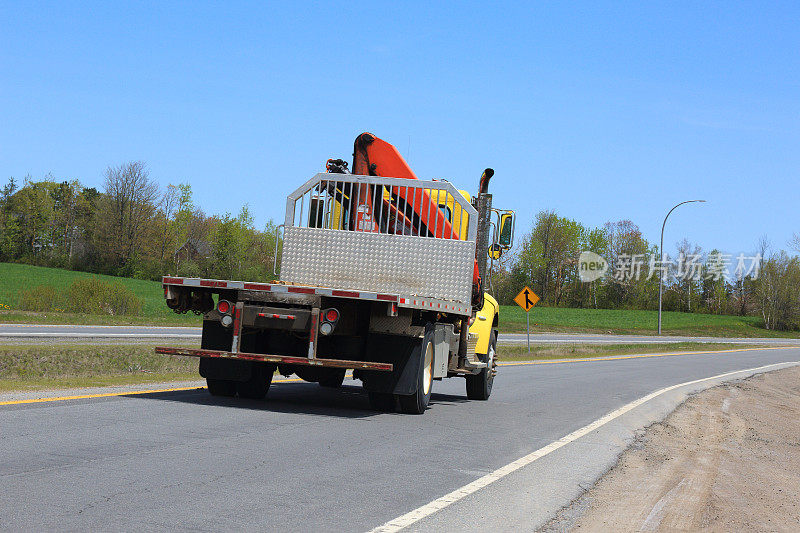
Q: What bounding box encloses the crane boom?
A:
[350,132,459,239]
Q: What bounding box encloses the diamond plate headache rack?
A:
[280,173,479,307]
[280,227,475,304]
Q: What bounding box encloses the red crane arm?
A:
[352,133,458,239]
[350,132,481,291]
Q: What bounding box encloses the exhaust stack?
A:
[475,168,494,284]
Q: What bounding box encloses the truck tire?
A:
[398,334,434,414]
[236,362,275,400]
[368,391,396,411]
[319,369,346,388]
[207,378,236,397]
[466,331,496,400]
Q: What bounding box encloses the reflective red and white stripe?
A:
[257,312,296,320]
[397,297,471,315]
[162,277,471,316]
[230,302,243,354]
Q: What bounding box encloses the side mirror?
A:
[498,212,514,247]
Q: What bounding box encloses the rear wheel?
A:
[398,336,434,414]
[206,378,236,397]
[466,332,496,400]
[319,369,346,388]
[236,362,275,400]
[368,392,396,412]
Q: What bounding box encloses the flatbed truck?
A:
[156,132,514,413]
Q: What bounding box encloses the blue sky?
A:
[2,2,798,257]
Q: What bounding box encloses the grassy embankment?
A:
[498,305,800,338]
[0,262,199,326]
[0,342,770,393]
[2,262,797,338]
[0,344,200,392]
[498,342,765,362]
[0,265,788,393]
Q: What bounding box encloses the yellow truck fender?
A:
[469,292,498,355]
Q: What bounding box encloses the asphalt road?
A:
[499,332,800,345]
[1,323,798,345]
[2,346,798,531]
[0,324,201,343]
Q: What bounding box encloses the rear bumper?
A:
[155,346,393,371]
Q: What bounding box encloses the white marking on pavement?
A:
[0,333,200,338]
[499,338,794,344]
[368,360,800,533]
[0,323,200,330]
[721,397,731,413]
[641,478,687,531]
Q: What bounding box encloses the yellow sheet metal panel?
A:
[427,188,472,240]
[469,292,498,355]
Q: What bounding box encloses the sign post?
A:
[513,286,539,353]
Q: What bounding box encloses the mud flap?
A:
[199,320,250,381]
[432,323,453,378]
[359,333,424,395]
[201,319,233,350]
[199,358,253,382]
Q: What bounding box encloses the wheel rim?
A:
[487,343,495,384]
[423,342,434,395]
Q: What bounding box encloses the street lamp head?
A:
[657,198,706,334]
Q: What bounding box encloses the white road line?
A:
[0,333,200,338]
[0,323,200,330]
[498,339,795,345]
[499,338,666,343]
[368,360,800,533]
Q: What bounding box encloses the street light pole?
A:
[658,199,706,334]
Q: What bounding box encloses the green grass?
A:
[0,373,202,394]
[1,263,796,338]
[0,262,200,325]
[0,309,199,326]
[0,340,775,393]
[498,342,767,361]
[498,305,800,338]
[0,343,200,392]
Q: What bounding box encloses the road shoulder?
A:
[397,361,799,533]
[0,379,206,404]
[546,365,800,531]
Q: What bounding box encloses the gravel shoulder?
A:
[546,366,800,531]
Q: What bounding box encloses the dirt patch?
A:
[546,366,800,532]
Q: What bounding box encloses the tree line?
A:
[0,162,278,282]
[488,210,800,331]
[1,165,798,330]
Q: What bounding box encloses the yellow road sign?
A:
[514,286,539,312]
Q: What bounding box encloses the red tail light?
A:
[325,308,339,322]
[217,299,231,314]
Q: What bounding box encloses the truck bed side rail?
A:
[161,277,472,315]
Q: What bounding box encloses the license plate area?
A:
[242,306,311,331]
